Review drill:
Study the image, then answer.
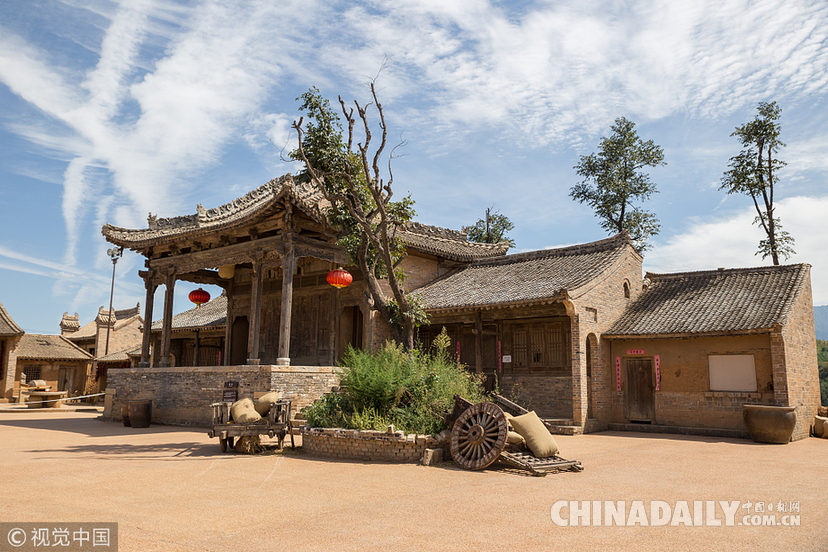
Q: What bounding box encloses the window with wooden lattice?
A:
[23,365,41,383]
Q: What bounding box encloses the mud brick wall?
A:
[301,427,438,463]
[106,365,340,427]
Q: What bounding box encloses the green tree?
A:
[465,206,515,247]
[570,117,665,254]
[720,101,794,265]
[291,84,426,350]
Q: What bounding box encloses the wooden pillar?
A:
[223,282,234,366]
[277,246,296,365]
[193,330,200,367]
[474,310,483,374]
[139,275,157,368]
[247,258,264,365]
[159,271,176,368]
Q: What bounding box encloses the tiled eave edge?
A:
[602,327,777,340]
[423,293,568,315]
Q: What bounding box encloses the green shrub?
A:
[304,330,486,435]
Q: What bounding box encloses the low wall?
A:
[300,427,438,463]
[106,365,340,426]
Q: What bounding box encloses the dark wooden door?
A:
[230,316,249,366]
[625,358,654,422]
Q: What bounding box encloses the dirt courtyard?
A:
[0,411,825,551]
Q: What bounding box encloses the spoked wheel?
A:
[450,402,508,470]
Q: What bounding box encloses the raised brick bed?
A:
[300,427,439,463]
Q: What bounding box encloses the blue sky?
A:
[1,0,826,335]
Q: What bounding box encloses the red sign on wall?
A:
[627,349,645,355]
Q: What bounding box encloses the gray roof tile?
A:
[604,264,810,337]
[412,233,631,311]
[0,301,23,337]
[15,334,93,361]
[151,295,227,332]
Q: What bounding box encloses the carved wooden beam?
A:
[176,269,230,289]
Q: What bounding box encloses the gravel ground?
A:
[0,412,826,552]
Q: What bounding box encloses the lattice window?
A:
[512,330,527,368]
[547,322,564,366]
[23,365,41,383]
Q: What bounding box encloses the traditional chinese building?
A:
[101,174,820,439]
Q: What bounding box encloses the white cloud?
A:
[647,195,828,305]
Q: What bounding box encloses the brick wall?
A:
[300,427,437,463]
[654,391,772,430]
[106,365,340,426]
[499,374,572,418]
[573,245,644,426]
[779,269,820,441]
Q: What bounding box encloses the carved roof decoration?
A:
[604,264,812,338]
[399,222,509,262]
[412,232,633,311]
[150,295,227,332]
[102,174,331,250]
[59,312,80,333]
[0,300,24,337]
[15,334,93,361]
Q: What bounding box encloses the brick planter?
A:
[300,427,439,463]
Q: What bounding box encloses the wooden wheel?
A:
[226,436,234,450]
[450,402,508,470]
[219,437,227,453]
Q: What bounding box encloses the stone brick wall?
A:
[654,391,773,430]
[300,427,437,463]
[499,374,572,418]
[779,270,820,441]
[106,365,340,426]
[605,335,776,431]
[572,245,644,426]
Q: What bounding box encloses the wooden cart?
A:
[207,399,294,453]
[446,394,583,476]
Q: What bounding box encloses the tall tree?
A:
[291,85,426,350]
[570,117,665,254]
[465,206,515,247]
[720,101,794,265]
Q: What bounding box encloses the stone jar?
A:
[743,404,796,444]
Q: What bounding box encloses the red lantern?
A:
[326,268,353,289]
[189,288,210,308]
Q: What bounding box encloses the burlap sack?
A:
[508,410,559,458]
[255,392,281,417]
[816,416,828,438]
[230,398,261,424]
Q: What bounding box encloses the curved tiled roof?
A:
[151,295,227,332]
[97,345,140,363]
[15,334,93,361]
[604,264,810,337]
[0,301,23,337]
[412,233,632,311]
[102,174,330,249]
[400,222,509,262]
[102,175,505,262]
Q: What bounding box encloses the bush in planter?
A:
[304,332,486,435]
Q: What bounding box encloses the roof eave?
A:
[602,327,776,340]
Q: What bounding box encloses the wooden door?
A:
[230,316,249,366]
[625,358,654,422]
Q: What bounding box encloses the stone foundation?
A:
[105,365,340,426]
[300,427,438,463]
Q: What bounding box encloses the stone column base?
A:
[276,358,290,366]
